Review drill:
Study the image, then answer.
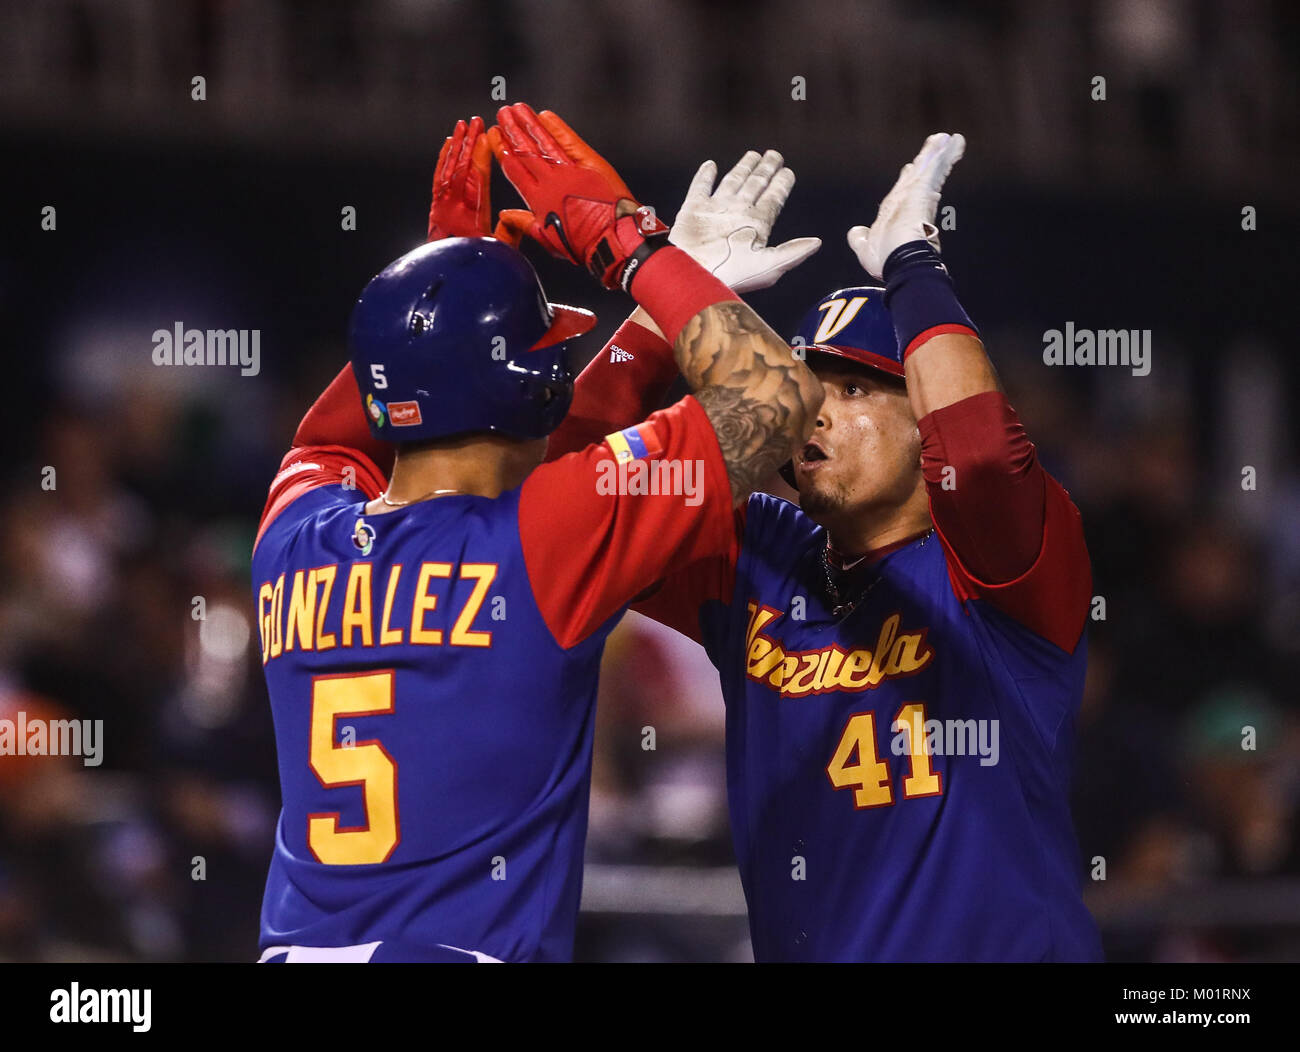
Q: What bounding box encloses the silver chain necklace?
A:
[821,529,933,618]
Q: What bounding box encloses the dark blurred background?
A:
[0,0,1298,962]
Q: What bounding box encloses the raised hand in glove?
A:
[847,133,965,279]
[427,116,493,241]
[486,103,669,291]
[669,149,820,294]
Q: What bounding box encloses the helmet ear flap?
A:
[522,344,575,432]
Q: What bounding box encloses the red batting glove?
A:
[487,103,669,290]
[427,116,493,241]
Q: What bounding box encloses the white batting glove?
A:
[847,133,965,280]
[669,149,821,294]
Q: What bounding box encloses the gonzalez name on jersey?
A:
[251,329,732,962]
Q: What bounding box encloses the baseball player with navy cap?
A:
[250,108,824,962]
[576,133,1104,960]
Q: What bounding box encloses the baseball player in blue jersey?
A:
[251,106,824,962]
[577,134,1103,960]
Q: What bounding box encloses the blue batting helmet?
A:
[791,285,902,378]
[348,237,597,443]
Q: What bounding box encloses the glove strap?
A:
[587,207,670,291]
[881,239,979,361]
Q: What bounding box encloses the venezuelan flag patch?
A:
[604,424,652,464]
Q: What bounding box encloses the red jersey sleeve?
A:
[630,505,744,644]
[254,366,392,550]
[519,395,735,648]
[920,390,1090,653]
[544,317,679,462]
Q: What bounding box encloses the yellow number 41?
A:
[825,703,943,809]
[307,670,400,865]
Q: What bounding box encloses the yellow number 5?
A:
[307,671,399,865]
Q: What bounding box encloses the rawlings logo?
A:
[388,401,422,427]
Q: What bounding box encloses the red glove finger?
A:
[451,116,490,233]
[468,123,492,234]
[449,118,470,182]
[490,109,543,184]
[538,110,631,198]
[511,101,567,161]
[492,209,538,250]
[427,126,459,239]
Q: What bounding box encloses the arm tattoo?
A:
[695,385,801,499]
[676,301,822,503]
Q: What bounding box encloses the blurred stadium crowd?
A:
[1,0,1298,961]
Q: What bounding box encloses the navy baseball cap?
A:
[791,285,902,378]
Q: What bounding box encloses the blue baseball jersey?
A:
[251,388,732,962]
[638,485,1102,962]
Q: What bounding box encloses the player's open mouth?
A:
[797,440,829,472]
